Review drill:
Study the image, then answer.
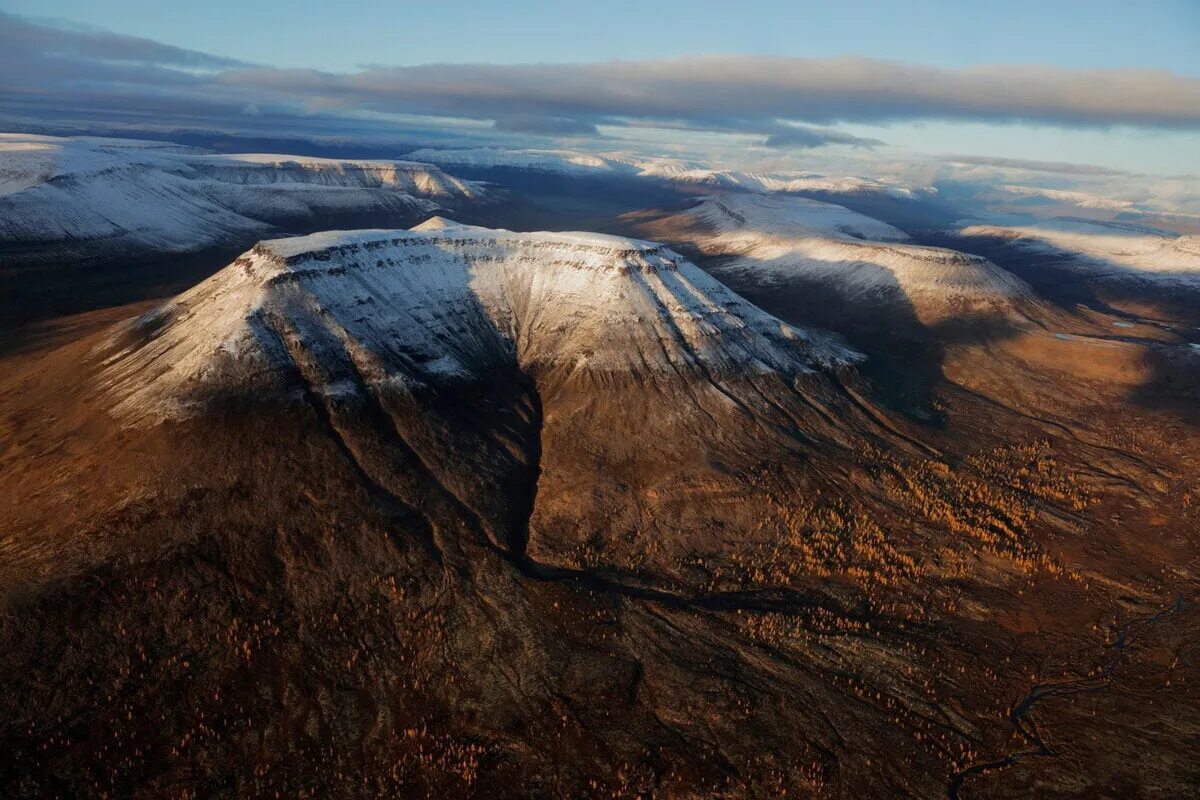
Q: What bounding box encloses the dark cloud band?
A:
[220,57,1200,130]
[4,14,1200,143]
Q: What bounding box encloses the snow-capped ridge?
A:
[960,217,1200,284]
[0,135,487,263]
[99,220,859,424]
[402,146,933,199]
[689,194,910,242]
[261,218,670,261]
[188,153,483,199]
[656,194,1032,320]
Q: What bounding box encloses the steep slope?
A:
[640,194,1034,325]
[88,219,872,573]
[100,218,856,426]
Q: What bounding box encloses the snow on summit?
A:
[0,134,486,264]
[403,146,931,199]
[688,194,910,242]
[99,218,858,424]
[960,218,1200,286]
[652,194,1031,321]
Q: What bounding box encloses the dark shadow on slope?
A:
[0,243,250,336]
[0,171,688,342]
[0,203,480,336]
[426,166,963,241]
[921,232,1200,327]
[1127,345,1200,425]
[782,190,962,234]
[418,167,698,233]
[624,205,1031,427]
[920,231,1200,425]
[695,251,952,425]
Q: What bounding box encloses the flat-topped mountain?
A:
[961,217,1200,287]
[0,135,486,268]
[100,218,858,425]
[1,207,1196,800]
[639,194,1034,325]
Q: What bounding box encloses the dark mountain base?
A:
[2,306,1198,798]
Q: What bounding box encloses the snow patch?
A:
[960,218,1200,285]
[671,195,1031,318]
[99,220,858,424]
[0,134,487,262]
[403,146,932,199]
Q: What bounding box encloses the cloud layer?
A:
[1,14,249,71]
[940,154,1133,176]
[4,14,1200,147]
[492,115,600,136]
[763,126,882,150]
[222,58,1200,130]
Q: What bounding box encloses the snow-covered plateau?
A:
[99,218,859,424]
[960,218,1200,286]
[664,194,1032,320]
[0,134,486,264]
[403,147,930,199]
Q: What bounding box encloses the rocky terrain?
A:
[1,207,1197,799]
[2,0,1199,779]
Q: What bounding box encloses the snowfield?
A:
[403,146,931,198]
[635,163,931,199]
[688,193,911,243]
[0,134,486,264]
[960,218,1200,285]
[666,195,1031,319]
[404,147,640,177]
[99,218,859,424]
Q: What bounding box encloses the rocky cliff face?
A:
[91,220,873,578]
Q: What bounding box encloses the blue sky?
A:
[8,0,1200,74]
[2,1,1198,176]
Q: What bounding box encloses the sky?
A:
[1,0,1198,176]
[7,0,1200,74]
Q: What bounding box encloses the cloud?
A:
[763,125,882,149]
[942,154,1132,176]
[222,56,1200,130]
[0,12,248,71]
[4,14,1200,152]
[492,115,599,136]
[0,13,266,129]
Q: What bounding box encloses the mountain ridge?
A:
[0,135,487,267]
[638,193,1035,324]
[98,219,860,426]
